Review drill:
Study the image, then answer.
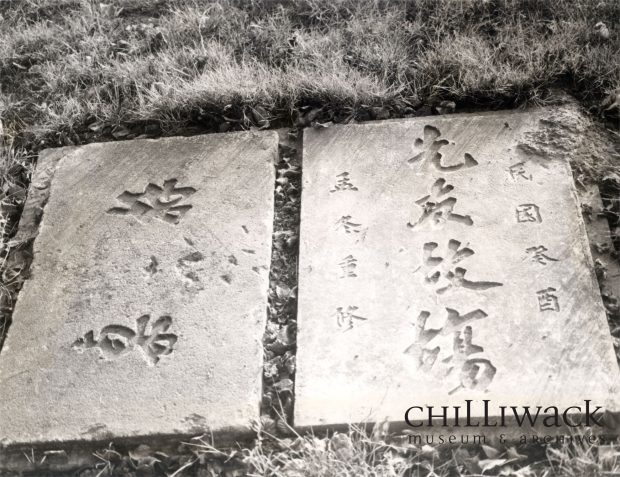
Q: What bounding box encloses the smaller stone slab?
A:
[295,110,620,430]
[0,131,277,449]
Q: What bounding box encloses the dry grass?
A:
[3,426,620,476]
[242,427,439,477]
[0,134,31,350]
[0,0,618,144]
[141,424,620,476]
[546,434,620,476]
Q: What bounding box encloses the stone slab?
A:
[295,110,620,430]
[0,131,277,448]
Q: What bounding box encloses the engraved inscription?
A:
[338,255,358,278]
[144,256,159,276]
[407,178,473,229]
[177,251,205,292]
[537,287,560,312]
[72,315,178,365]
[526,246,558,265]
[107,179,196,225]
[445,328,497,395]
[404,308,487,370]
[421,240,503,294]
[407,125,478,171]
[516,204,541,223]
[404,308,496,393]
[335,306,368,331]
[330,172,358,192]
[335,215,362,234]
[509,162,532,181]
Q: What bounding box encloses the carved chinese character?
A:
[407,125,478,172]
[330,172,358,192]
[335,306,368,331]
[516,204,542,223]
[107,179,196,225]
[73,315,178,365]
[404,311,439,371]
[404,309,496,393]
[335,215,362,234]
[537,287,560,312]
[421,240,503,294]
[509,162,532,181]
[445,327,497,394]
[526,246,559,265]
[408,178,473,229]
[338,255,358,278]
[404,308,487,371]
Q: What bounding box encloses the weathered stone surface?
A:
[295,110,620,429]
[0,131,277,447]
[578,185,620,320]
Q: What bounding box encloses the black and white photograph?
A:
[0,0,619,475]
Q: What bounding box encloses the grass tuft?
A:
[1,0,618,143]
[0,133,31,350]
[547,433,620,476]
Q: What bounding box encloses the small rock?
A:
[595,258,608,280]
[594,21,610,40]
[601,88,620,117]
[251,105,270,128]
[330,433,354,461]
[88,120,106,133]
[435,100,456,115]
[150,31,166,51]
[99,3,116,18]
[296,108,321,127]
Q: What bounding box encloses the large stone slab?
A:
[0,131,277,448]
[295,110,620,430]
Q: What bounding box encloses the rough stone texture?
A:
[578,185,620,319]
[295,110,620,429]
[0,131,277,448]
[11,146,78,244]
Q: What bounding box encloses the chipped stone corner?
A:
[0,146,78,352]
[13,146,78,244]
[514,102,618,182]
[513,104,620,322]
